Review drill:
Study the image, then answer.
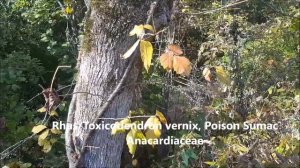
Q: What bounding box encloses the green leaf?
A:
[181,151,189,166]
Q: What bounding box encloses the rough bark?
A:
[65,0,173,167]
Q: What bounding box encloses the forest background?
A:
[0,0,299,167]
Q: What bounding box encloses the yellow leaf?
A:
[144,116,161,146]
[38,138,47,146]
[143,24,154,32]
[135,129,146,140]
[121,40,140,59]
[140,40,153,72]
[49,110,58,117]
[65,6,73,15]
[215,66,231,86]
[129,25,144,37]
[39,129,49,140]
[126,128,137,155]
[155,110,167,124]
[50,128,62,135]
[173,56,192,76]
[111,118,131,135]
[37,107,46,113]
[42,140,52,153]
[32,125,47,134]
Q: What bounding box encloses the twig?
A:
[50,65,71,91]
[185,0,248,15]
[99,115,153,121]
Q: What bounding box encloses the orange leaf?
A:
[167,44,183,56]
[173,56,191,76]
[159,52,173,71]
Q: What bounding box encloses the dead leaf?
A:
[173,56,192,76]
[202,67,212,82]
[167,44,183,55]
[159,52,173,71]
[42,88,61,112]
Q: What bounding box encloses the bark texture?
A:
[66,0,173,167]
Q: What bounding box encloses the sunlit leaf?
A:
[39,129,49,140]
[144,116,161,146]
[111,118,131,135]
[126,128,137,155]
[50,128,62,135]
[140,40,153,72]
[155,110,167,124]
[215,66,231,86]
[204,161,216,166]
[135,130,146,140]
[202,67,212,82]
[65,6,73,15]
[49,110,58,117]
[37,107,46,113]
[42,140,52,153]
[38,138,47,146]
[121,40,140,59]
[159,52,173,71]
[32,125,47,134]
[129,25,144,37]
[173,56,192,76]
[143,24,154,32]
[167,44,183,55]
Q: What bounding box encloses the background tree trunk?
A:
[65,0,172,167]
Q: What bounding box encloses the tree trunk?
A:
[65,0,172,167]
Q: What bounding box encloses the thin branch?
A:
[50,65,71,91]
[99,115,153,121]
[185,0,248,15]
